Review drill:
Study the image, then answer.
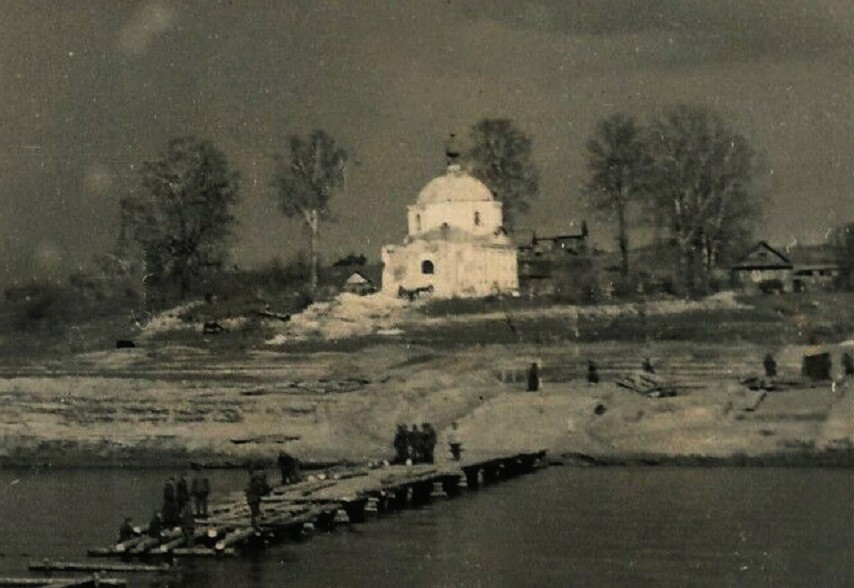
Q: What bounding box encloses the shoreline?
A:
[1,444,851,470]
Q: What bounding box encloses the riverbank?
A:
[1,341,851,469]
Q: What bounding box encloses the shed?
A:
[343,271,377,295]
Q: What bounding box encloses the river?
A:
[0,466,850,587]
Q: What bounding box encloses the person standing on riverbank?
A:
[527,362,540,391]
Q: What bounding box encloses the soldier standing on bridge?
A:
[246,464,271,527]
[118,517,136,543]
[277,451,301,485]
[162,477,179,527]
[148,511,164,539]
[392,425,409,464]
[422,423,437,464]
[190,464,210,518]
[176,472,190,514]
[448,421,463,461]
[180,502,195,547]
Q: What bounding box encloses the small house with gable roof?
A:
[731,241,794,293]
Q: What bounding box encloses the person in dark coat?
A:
[176,473,190,512]
[410,424,424,464]
[147,511,164,539]
[180,502,195,547]
[763,353,778,378]
[642,357,655,374]
[118,517,136,543]
[245,467,271,527]
[162,477,179,527]
[277,452,301,486]
[527,362,540,392]
[587,361,600,385]
[422,423,437,464]
[190,465,210,518]
[392,425,409,464]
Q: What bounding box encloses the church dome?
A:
[416,165,494,205]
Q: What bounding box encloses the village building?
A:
[342,270,377,295]
[517,225,590,297]
[731,241,843,293]
[381,157,518,299]
[731,241,794,293]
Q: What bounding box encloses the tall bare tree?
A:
[647,105,760,294]
[466,118,539,230]
[120,137,240,300]
[584,113,649,276]
[272,130,347,292]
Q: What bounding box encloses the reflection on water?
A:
[0,467,851,587]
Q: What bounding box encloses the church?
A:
[381,152,519,299]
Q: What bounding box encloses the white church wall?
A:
[407,201,503,237]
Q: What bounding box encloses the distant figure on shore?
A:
[448,421,463,461]
[527,362,540,392]
[162,477,179,527]
[180,503,195,547]
[763,353,778,378]
[277,452,301,486]
[842,352,854,377]
[190,465,210,518]
[392,424,409,464]
[118,517,136,543]
[148,511,164,539]
[246,465,271,527]
[587,361,599,385]
[642,357,655,374]
[422,423,437,464]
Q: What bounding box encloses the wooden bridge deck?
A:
[87,449,547,560]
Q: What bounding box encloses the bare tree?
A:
[584,113,649,276]
[271,130,347,292]
[647,105,760,294]
[466,118,539,229]
[120,137,240,300]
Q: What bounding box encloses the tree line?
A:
[585,105,763,295]
[115,119,539,305]
[108,103,850,306]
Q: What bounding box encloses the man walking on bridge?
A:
[190,464,210,518]
[246,464,271,527]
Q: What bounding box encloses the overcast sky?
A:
[0,0,850,284]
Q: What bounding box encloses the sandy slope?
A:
[0,341,850,467]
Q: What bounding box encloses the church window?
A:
[421,260,434,275]
[474,211,481,226]
[415,214,421,232]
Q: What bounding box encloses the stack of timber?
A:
[616,372,678,397]
[87,450,547,560]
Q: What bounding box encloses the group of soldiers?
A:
[392,423,438,464]
[119,465,211,545]
[245,453,302,527]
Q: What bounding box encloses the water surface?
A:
[0,467,850,587]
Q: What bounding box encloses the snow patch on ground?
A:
[267,293,410,344]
